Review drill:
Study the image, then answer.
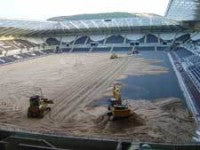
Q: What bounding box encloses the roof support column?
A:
[123,34,126,44]
[70,35,78,52]
[103,35,107,45]
[144,34,147,43]
[84,36,89,45]
[158,34,161,44]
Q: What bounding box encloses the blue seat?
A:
[74,36,88,45]
[0,57,13,63]
[73,48,90,52]
[46,38,60,45]
[112,47,132,52]
[92,47,111,52]
[61,48,71,53]
[106,35,124,44]
[174,47,193,58]
[146,34,158,43]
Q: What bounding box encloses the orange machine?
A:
[108,84,131,120]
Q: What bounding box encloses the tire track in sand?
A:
[44,57,130,126]
[46,59,120,122]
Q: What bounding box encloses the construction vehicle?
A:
[27,95,54,118]
[110,53,118,59]
[132,49,139,54]
[108,83,131,120]
[127,49,139,55]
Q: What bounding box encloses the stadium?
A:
[0,0,200,149]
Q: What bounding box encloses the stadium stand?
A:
[0,39,38,51]
[0,49,55,65]
[0,12,196,67]
[126,38,143,44]
[175,34,190,42]
[170,35,200,115]
[86,38,94,44]
[184,55,200,65]
[16,39,38,48]
[173,47,193,59]
[0,32,187,64]
[92,47,111,52]
[46,38,60,45]
[17,53,33,59]
[74,36,89,45]
[112,47,132,52]
[89,35,105,44]
[188,64,200,84]
[135,46,155,51]
[170,51,200,113]
[61,48,71,53]
[0,33,179,66]
[146,34,158,43]
[137,36,145,43]
[157,46,168,51]
[106,35,124,44]
[72,47,90,52]
[95,39,104,44]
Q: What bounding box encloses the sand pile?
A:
[65,98,195,144]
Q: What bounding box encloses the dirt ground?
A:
[0,53,195,143]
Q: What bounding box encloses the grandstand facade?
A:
[0,12,194,64]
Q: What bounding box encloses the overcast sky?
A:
[0,0,169,20]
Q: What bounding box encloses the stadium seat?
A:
[174,47,193,59]
[72,47,90,52]
[146,34,158,43]
[106,35,124,44]
[112,47,132,52]
[135,46,155,51]
[92,47,111,52]
[176,34,190,42]
[46,38,60,45]
[74,36,88,45]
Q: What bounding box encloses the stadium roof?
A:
[48,12,136,21]
[0,12,184,37]
[165,0,200,21]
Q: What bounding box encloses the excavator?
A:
[108,83,131,120]
[27,95,54,118]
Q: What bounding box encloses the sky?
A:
[0,0,169,20]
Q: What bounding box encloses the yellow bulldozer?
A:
[110,53,118,59]
[27,95,54,118]
[108,83,131,120]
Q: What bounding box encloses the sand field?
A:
[0,53,195,143]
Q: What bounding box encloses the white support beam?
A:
[113,19,120,32]
[69,21,80,30]
[110,46,114,53]
[91,20,102,34]
[80,21,89,29]
[101,20,110,30]
[124,18,132,33]
[59,22,71,30]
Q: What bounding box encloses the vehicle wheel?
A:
[107,111,112,116]
[47,107,51,111]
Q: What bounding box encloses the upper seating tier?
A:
[0,39,38,51]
